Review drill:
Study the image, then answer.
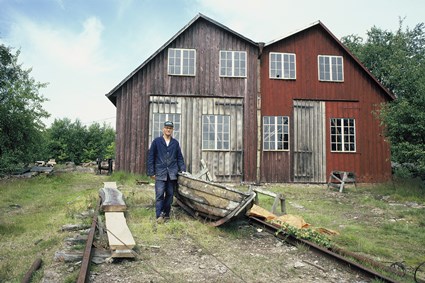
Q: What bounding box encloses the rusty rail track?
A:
[77,197,101,283]
[249,216,403,283]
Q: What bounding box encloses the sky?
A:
[0,0,424,129]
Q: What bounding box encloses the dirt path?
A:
[86,222,369,283]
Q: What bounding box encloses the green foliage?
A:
[342,19,425,181]
[275,223,332,248]
[0,43,50,175]
[0,172,102,281]
[109,170,148,187]
[46,118,115,164]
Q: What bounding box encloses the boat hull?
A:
[176,173,256,226]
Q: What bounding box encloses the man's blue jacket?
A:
[147,136,186,181]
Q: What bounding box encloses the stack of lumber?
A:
[99,182,136,258]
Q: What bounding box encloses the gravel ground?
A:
[43,220,371,283]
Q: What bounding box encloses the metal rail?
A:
[77,197,101,283]
[249,216,402,283]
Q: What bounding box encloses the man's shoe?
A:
[164,216,170,222]
[156,216,164,224]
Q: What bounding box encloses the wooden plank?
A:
[111,249,135,258]
[54,249,112,263]
[178,177,244,202]
[253,187,286,215]
[103,182,117,189]
[99,187,127,212]
[105,212,135,250]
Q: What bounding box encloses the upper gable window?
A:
[318,55,344,82]
[168,48,196,76]
[270,52,296,79]
[220,51,247,77]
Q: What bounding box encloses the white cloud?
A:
[114,0,134,20]
[12,16,110,73]
[6,15,117,127]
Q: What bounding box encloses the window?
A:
[152,113,181,142]
[263,116,289,151]
[220,51,247,77]
[202,115,230,150]
[318,55,343,82]
[330,118,356,152]
[168,48,196,76]
[269,52,296,79]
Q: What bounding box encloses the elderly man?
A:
[147,121,186,223]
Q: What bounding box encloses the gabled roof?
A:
[106,13,258,102]
[265,21,396,101]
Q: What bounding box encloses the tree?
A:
[342,19,425,179]
[46,118,115,164]
[0,44,49,175]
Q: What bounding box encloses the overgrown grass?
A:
[0,172,107,282]
[263,181,425,281]
[1,172,424,282]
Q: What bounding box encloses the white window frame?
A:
[318,55,344,82]
[202,115,230,150]
[168,48,196,76]
[269,52,296,79]
[330,118,356,152]
[263,116,290,151]
[219,51,247,78]
[151,113,181,142]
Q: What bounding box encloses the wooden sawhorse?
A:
[327,171,356,192]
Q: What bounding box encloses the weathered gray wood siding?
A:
[149,96,244,182]
[293,100,326,183]
[112,17,259,181]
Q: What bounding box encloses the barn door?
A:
[149,96,243,182]
[293,100,326,183]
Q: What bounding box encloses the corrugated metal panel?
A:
[293,100,326,183]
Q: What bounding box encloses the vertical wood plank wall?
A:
[112,18,392,183]
[149,96,244,182]
[113,18,258,181]
[293,100,326,183]
[260,24,392,183]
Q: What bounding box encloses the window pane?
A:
[270,53,295,79]
[319,55,343,81]
[202,115,230,150]
[221,51,246,77]
[152,113,181,143]
[168,48,195,76]
[330,117,355,152]
[263,116,289,151]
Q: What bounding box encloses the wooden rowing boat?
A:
[175,173,256,226]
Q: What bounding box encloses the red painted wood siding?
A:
[260,25,392,183]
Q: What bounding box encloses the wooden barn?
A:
[106,14,260,183]
[259,21,394,183]
[106,14,394,184]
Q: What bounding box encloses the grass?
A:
[1,171,424,282]
[262,181,425,280]
[0,172,105,282]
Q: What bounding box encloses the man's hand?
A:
[150,175,156,180]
